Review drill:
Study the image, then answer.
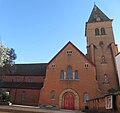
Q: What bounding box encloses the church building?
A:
[0,5,119,110]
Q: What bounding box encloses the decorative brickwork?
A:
[59,89,79,109]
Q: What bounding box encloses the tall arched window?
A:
[60,70,64,80]
[95,28,100,35]
[75,70,79,79]
[101,28,105,35]
[83,92,89,102]
[67,66,72,79]
[50,90,56,100]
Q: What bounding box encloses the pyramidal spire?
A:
[88,5,111,23]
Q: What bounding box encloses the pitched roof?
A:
[88,5,111,23]
[0,82,43,89]
[0,63,47,76]
[48,41,96,67]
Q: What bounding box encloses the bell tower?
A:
[85,5,119,94]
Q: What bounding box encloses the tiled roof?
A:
[88,5,111,23]
[0,82,43,89]
[0,63,47,76]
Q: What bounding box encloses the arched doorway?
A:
[64,92,74,110]
[59,89,79,110]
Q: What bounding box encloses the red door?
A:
[64,92,74,110]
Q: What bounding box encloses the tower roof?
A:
[88,5,111,23]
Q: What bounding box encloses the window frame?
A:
[50,90,56,100]
[103,74,109,84]
[95,28,100,36]
[60,70,64,80]
[66,50,72,56]
[101,28,106,35]
[67,66,72,80]
[75,70,79,80]
[83,92,89,103]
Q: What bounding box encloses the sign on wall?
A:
[105,95,113,110]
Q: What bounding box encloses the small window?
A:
[75,70,79,79]
[101,56,106,64]
[85,63,89,68]
[67,66,72,79]
[60,70,64,80]
[103,74,109,84]
[67,50,72,56]
[52,64,55,69]
[95,28,100,35]
[101,28,105,35]
[83,92,89,102]
[50,90,56,100]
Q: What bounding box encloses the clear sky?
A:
[0,0,120,64]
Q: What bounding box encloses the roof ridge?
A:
[47,41,96,67]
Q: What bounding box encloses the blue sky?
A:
[0,0,120,63]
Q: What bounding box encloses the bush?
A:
[0,89,10,103]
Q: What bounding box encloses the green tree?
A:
[0,89,10,102]
[0,44,17,67]
[0,43,17,102]
[0,43,17,79]
[107,87,120,94]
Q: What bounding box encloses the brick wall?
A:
[39,42,98,110]
[87,93,120,112]
[8,88,40,105]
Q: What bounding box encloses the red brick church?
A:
[0,5,119,110]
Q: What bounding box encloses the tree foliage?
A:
[0,44,17,67]
[0,89,10,102]
[107,87,120,94]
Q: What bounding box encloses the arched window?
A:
[101,28,105,35]
[75,70,79,79]
[83,92,89,102]
[60,70,64,80]
[50,90,56,100]
[67,66,72,79]
[104,74,109,84]
[95,28,100,35]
